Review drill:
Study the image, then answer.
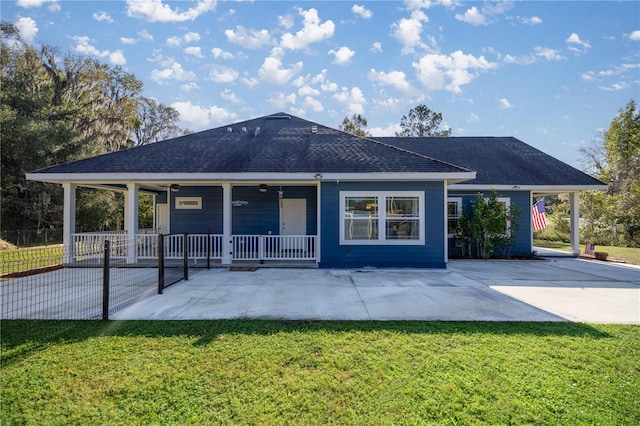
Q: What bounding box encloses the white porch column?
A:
[221,183,232,265]
[569,191,580,256]
[62,182,76,263]
[443,181,449,264]
[126,183,139,263]
[316,180,321,265]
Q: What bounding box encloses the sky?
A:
[3,0,639,168]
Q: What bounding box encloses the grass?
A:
[2,320,639,425]
[534,239,640,265]
[0,245,64,276]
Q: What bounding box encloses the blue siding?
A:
[169,187,223,234]
[320,181,446,268]
[168,185,316,236]
[448,190,532,256]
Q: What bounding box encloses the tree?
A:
[132,97,181,146]
[580,100,640,247]
[396,104,451,137]
[338,113,371,137]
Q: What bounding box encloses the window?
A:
[447,197,462,237]
[340,191,424,245]
[496,197,511,233]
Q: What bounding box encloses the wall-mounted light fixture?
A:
[259,184,268,193]
[314,173,323,180]
[170,184,180,192]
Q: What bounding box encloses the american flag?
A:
[585,242,595,255]
[531,199,548,231]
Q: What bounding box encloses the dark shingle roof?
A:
[31,113,469,175]
[374,136,605,186]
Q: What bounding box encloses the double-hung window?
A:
[447,197,462,237]
[340,191,424,245]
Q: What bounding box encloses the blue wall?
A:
[319,181,446,269]
[167,185,316,235]
[448,190,532,256]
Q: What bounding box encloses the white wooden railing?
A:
[233,235,317,261]
[72,233,316,262]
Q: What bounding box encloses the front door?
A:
[280,199,306,235]
[156,204,169,234]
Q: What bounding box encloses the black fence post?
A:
[102,239,111,321]
[207,229,211,270]
[158,234,164,294]
[183,232,189,281]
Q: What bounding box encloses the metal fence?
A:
[1,239,169,320]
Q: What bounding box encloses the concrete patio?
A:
[112,257,640,323]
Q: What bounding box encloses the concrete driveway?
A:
[113,258,640,323]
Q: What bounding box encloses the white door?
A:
[156,204,169,234]
[280,199,306,235]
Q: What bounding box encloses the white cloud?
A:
[369,122,402,137]
[138,29,154,41]
[298,85,320,97]
[17,0,59,10]
[225,25,272,49]
[522,16,542,25]
[499,98,512,109]
[581,71,595,81]
[278,14,294,30]
[534,46,564,61]
[302,96,324,112]
[220,89,241,103]
[151,61,197,83]
[467,113,480,123]
[180,82,201,91]
[370,42,382,53]
[455,6,487,26]
[183,32,200,42]
[599,82,628,91]
[93,11,114,23]
[629,30,640,41]
[413,50,497,93]
[167,36,182,47]
[211,47,234,59]
[258,50,303,85]
[268,92,297,108]
[126,0,216,23]
[121,37,137,45]
[171,101,236,130]
[333,86,366,115]
[390,9,429,55]
[209,65,239,83]
[73,35,108,58]
[281,8,335,50]
[566,33,591,53]
[109,50,126,65]
[184,46,204,58]
[329,46,355,65]
[368,69,412,94]
[352,4,372,19]
[15,17,38,44]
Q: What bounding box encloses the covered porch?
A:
[63,179,322,266]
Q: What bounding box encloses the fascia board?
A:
[27,171,477,184]
[449,184,608,191]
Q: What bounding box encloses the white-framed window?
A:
[496,197,511,232]
[340,191,424,245]
[447,197,462,237]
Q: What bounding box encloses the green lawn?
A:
[2,320,639,425]
[0,245,64,276]
[534,239,640,265]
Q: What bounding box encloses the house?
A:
[26,113,606,268]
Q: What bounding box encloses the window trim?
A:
[340,191,425,245]
[447,197,462,238]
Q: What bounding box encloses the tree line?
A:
[1,22,186,237]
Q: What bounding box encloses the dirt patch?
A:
[1,264,63,278]
[229,266,259,272]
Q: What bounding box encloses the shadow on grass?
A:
[1,319,614,365]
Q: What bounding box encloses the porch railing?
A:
[71,233,316,262]
[233,235,317,261]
